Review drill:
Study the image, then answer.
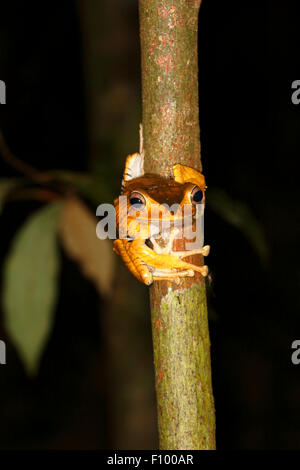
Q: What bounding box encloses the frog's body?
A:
[113,152,210,286]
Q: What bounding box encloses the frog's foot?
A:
[152,268,194,277]
[152,268,195,283]
[171,245,210,258]
[198,265,209,277]
[153,265,208,280]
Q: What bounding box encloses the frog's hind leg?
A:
[161,253,209,277]
[144,245,209,278]
[134,257,153,285]
[189,264,208,277]
[153,268,194,278]
[113,239,153,285]
[152,268,195,284]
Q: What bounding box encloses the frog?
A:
[113,151,210,286]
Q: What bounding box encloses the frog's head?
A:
[114,153,206,242]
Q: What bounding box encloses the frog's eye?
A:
[190,185,204,204]
[129,192,146,208]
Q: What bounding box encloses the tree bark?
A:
[139,0,216,450]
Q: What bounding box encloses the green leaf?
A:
[2,202,62,375]
[207,188,269,264]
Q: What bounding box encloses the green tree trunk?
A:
[139,0,216,450]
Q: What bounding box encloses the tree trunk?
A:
[139,0,216,450]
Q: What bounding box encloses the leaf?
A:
[3,202,62,375]
[59,197,115,296]
[207,188,269,263]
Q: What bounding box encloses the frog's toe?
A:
[141,271,153,286]
[202,245,210,256]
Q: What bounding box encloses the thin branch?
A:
[7,188,61,204]
[0,130,53,183]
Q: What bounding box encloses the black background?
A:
[0,0,299,450]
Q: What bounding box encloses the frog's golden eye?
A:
[129,192,146,208]
[190,185,204,204]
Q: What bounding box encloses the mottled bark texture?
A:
[139,0,216,449]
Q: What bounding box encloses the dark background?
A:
[0,0,299,449]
